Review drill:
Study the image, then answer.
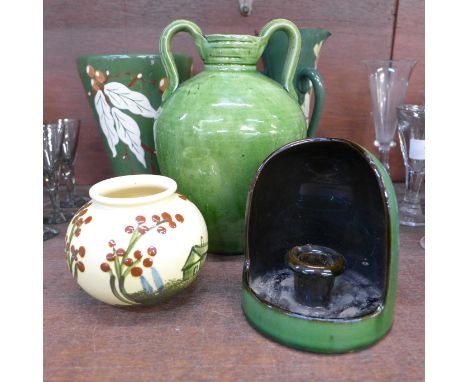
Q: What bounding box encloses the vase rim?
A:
[76,52,191,61]
[89,175,177,207]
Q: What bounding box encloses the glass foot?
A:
[43,210,74,224]
[43,225,59,241]
[399,201,425,226]
[60,194,90,209]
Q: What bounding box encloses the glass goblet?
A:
[43,122,69,224]
[364,59,416,175]
[58,118,90,209]
[397,105,425,226]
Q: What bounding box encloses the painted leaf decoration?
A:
[111,108,146,167]
[104,82,157,118]
[94,90,118,157]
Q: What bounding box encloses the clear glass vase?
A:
[397,105,425,226]
[364,59,417,174]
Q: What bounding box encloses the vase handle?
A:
[160,19,205,102]
[297,67,325,137]
[259,19,301,101]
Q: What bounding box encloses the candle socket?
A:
[287,244,346,307]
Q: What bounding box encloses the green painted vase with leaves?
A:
[77,53,192,176]
[263,28,330,136]
[155,19,313,254]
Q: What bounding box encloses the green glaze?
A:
[77,53,192,176]
[263,28,330,136]
[155,19,309,254]
[242,141,400,353]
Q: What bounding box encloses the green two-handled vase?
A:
[155,19,314,254]
[263,28,330,136]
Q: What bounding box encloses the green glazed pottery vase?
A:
[77,53,192,176]
[155,19,310,254]
[263,28,330,136]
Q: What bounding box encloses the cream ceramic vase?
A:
[64,175,208,306]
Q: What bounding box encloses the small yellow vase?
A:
[64,175,208,306]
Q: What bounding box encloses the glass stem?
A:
[403,168,424,206]
[45,170,61,217]
[62,163,75,202]
[378,147,391,175]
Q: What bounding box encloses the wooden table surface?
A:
[44,184,424,381]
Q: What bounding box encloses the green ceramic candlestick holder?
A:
[242,138,400,353]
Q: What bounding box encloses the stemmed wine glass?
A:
[397,105,425,226]
[58,118,90,209]
[364,59,416,175]
[43,122,71,225]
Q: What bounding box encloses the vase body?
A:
[155,19,307,254]
[77,53,192,176]
[263,28,330,136]
[64,175,208,306]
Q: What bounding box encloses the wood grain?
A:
[44,0,424,185]
[44,184,424,381]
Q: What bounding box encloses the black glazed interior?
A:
[246,139,389,315]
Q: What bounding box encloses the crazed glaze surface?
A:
[155,19,307,254]
[64,175,208,306]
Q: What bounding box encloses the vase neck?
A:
[204,63,257,72]
[89,175,177,207]
[200,34,265,66]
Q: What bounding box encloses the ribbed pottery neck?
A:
[201,34,266,65]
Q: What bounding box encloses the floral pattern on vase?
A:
[85,65,157,168]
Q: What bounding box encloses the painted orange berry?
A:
[138,225,149,234]
[77,262,85,272]
[78,246,86,257]
[177,193,188,200]
[86,65,95,78]
[159,77,169,93]
[91,78,101,92]
[106,253,115,261]
[124,258,133,266]
[131,267,143,277]
[100,263,110,272]
[84,216,92,224]
[94,70,107,84]
[78,208,88,216]
[143,258,153,267]
[161,212,172,220]
[76,218,84,227]
[147,246,157,256]
[134,250,142,259]
[75,228,81,237]
[175,214,184,223]
[169,221,177,229]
